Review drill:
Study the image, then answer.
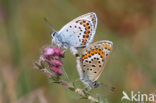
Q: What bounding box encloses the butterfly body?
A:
[76,40,113,88]
[51,12,97,55]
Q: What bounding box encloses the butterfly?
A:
[50,12,97,55]
[76,40,113,88]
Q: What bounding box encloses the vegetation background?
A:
[0,0,156,103]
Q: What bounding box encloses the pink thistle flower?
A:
[40,47,64,75]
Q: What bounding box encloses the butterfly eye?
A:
[53,32,56,36]
[92,81,99,88]
[51,32,57,38]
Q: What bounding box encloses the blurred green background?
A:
[0,0,156,103]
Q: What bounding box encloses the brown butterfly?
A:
[76,40,113,88]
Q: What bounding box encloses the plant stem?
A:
[34,62,99,103]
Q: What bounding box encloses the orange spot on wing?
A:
[82,48,105,61]
[84,35,88,38]
[103,44,107,49]
[82,56,85,60]
[103,44,112,50]
[90,49,94,55]
[84,23,88,27]
[107,46,111,50]
[82,39,86,45]
[100,52,105,59]
[86,28,88,31]
[80,21,84,24]
[85,29,88,34]
[81,23,91,45]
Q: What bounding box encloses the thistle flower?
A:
[39,47,64,75]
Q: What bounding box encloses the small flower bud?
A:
[54,48,61,55]
[53,60,63,66]
[54,68,62,75]
[50,66,62,75]
[42,48,55,56]
[59,51,64,58]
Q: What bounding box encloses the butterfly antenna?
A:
[43,18,56,31]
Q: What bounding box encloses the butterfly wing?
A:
[58,12,97,47]
[79,40,113,82]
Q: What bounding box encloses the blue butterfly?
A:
[49,12,97,55]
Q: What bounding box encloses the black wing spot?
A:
[89,61,91,63]
[70,26,72,28]
[92,65,96,67]
[94,71,97,73]
[99,65,101,67]
[66,29,68,32]
[90,69,92,71]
